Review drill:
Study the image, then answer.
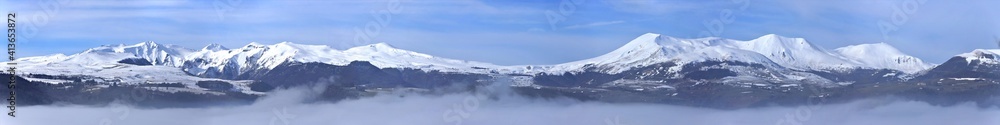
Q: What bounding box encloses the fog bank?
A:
[2,86,998,125]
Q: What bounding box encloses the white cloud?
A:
[3,85,999,125]
[600,0,734,15]
[564,20,626,29]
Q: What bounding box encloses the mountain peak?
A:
[835,43,932,73]
[836,43,904,55]
[551,33,918,74]
[959,49,1000,59]
[369,42,395,48]
[751,34,809,45]
[959,49,998,56]
[137,41,159,46]
[953,49,1000,65]
[638,32,661,38]
[120,41,167,49]
[84,41,180,53]
[202,43,228,51]
[241,42,269,49]
[549,33,695,73]
[755,34,804,40]
[623,33,664,48]
[69,41,193,67]
[272,41,300,48]
[177,41,498,75]
[759,34,782,38]
[275,41,296,45]
[345,42,401,52]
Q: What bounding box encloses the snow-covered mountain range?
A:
[181,42,501,78]
[9,33,941,79]
[4,33,1000,109]
[544,33,933,74]
[10,41,501,78]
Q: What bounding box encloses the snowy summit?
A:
[545,33,934,74]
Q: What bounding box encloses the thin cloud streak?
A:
[564,20,626,29]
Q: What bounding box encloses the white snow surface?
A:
[11,41,502,77]
[543,33,934,74]
[0,62,263,95]
[1,34,960,95]
[834,43,934,73]
[183,42,501,75]
[73,41,193,67]
[3,41,500,95]
[8,33,940,77]
[957,49,1000,65]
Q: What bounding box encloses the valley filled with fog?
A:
[3,84,999,125]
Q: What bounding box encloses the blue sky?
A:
[3,0,999,65]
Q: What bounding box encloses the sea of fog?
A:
[2,83,999,125]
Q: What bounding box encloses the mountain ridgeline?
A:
[3,33,999,109]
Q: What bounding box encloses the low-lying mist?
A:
[2,82,999,125]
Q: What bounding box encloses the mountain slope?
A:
[956,49,1000,65]
[920,49,1000,79]
[182,42,501,78]
[9,41,503,81]
[834,43,933,73]
[75,41,193,66]
[9,33,936,79]
[545,33,930,74]
[3,33,999,109]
